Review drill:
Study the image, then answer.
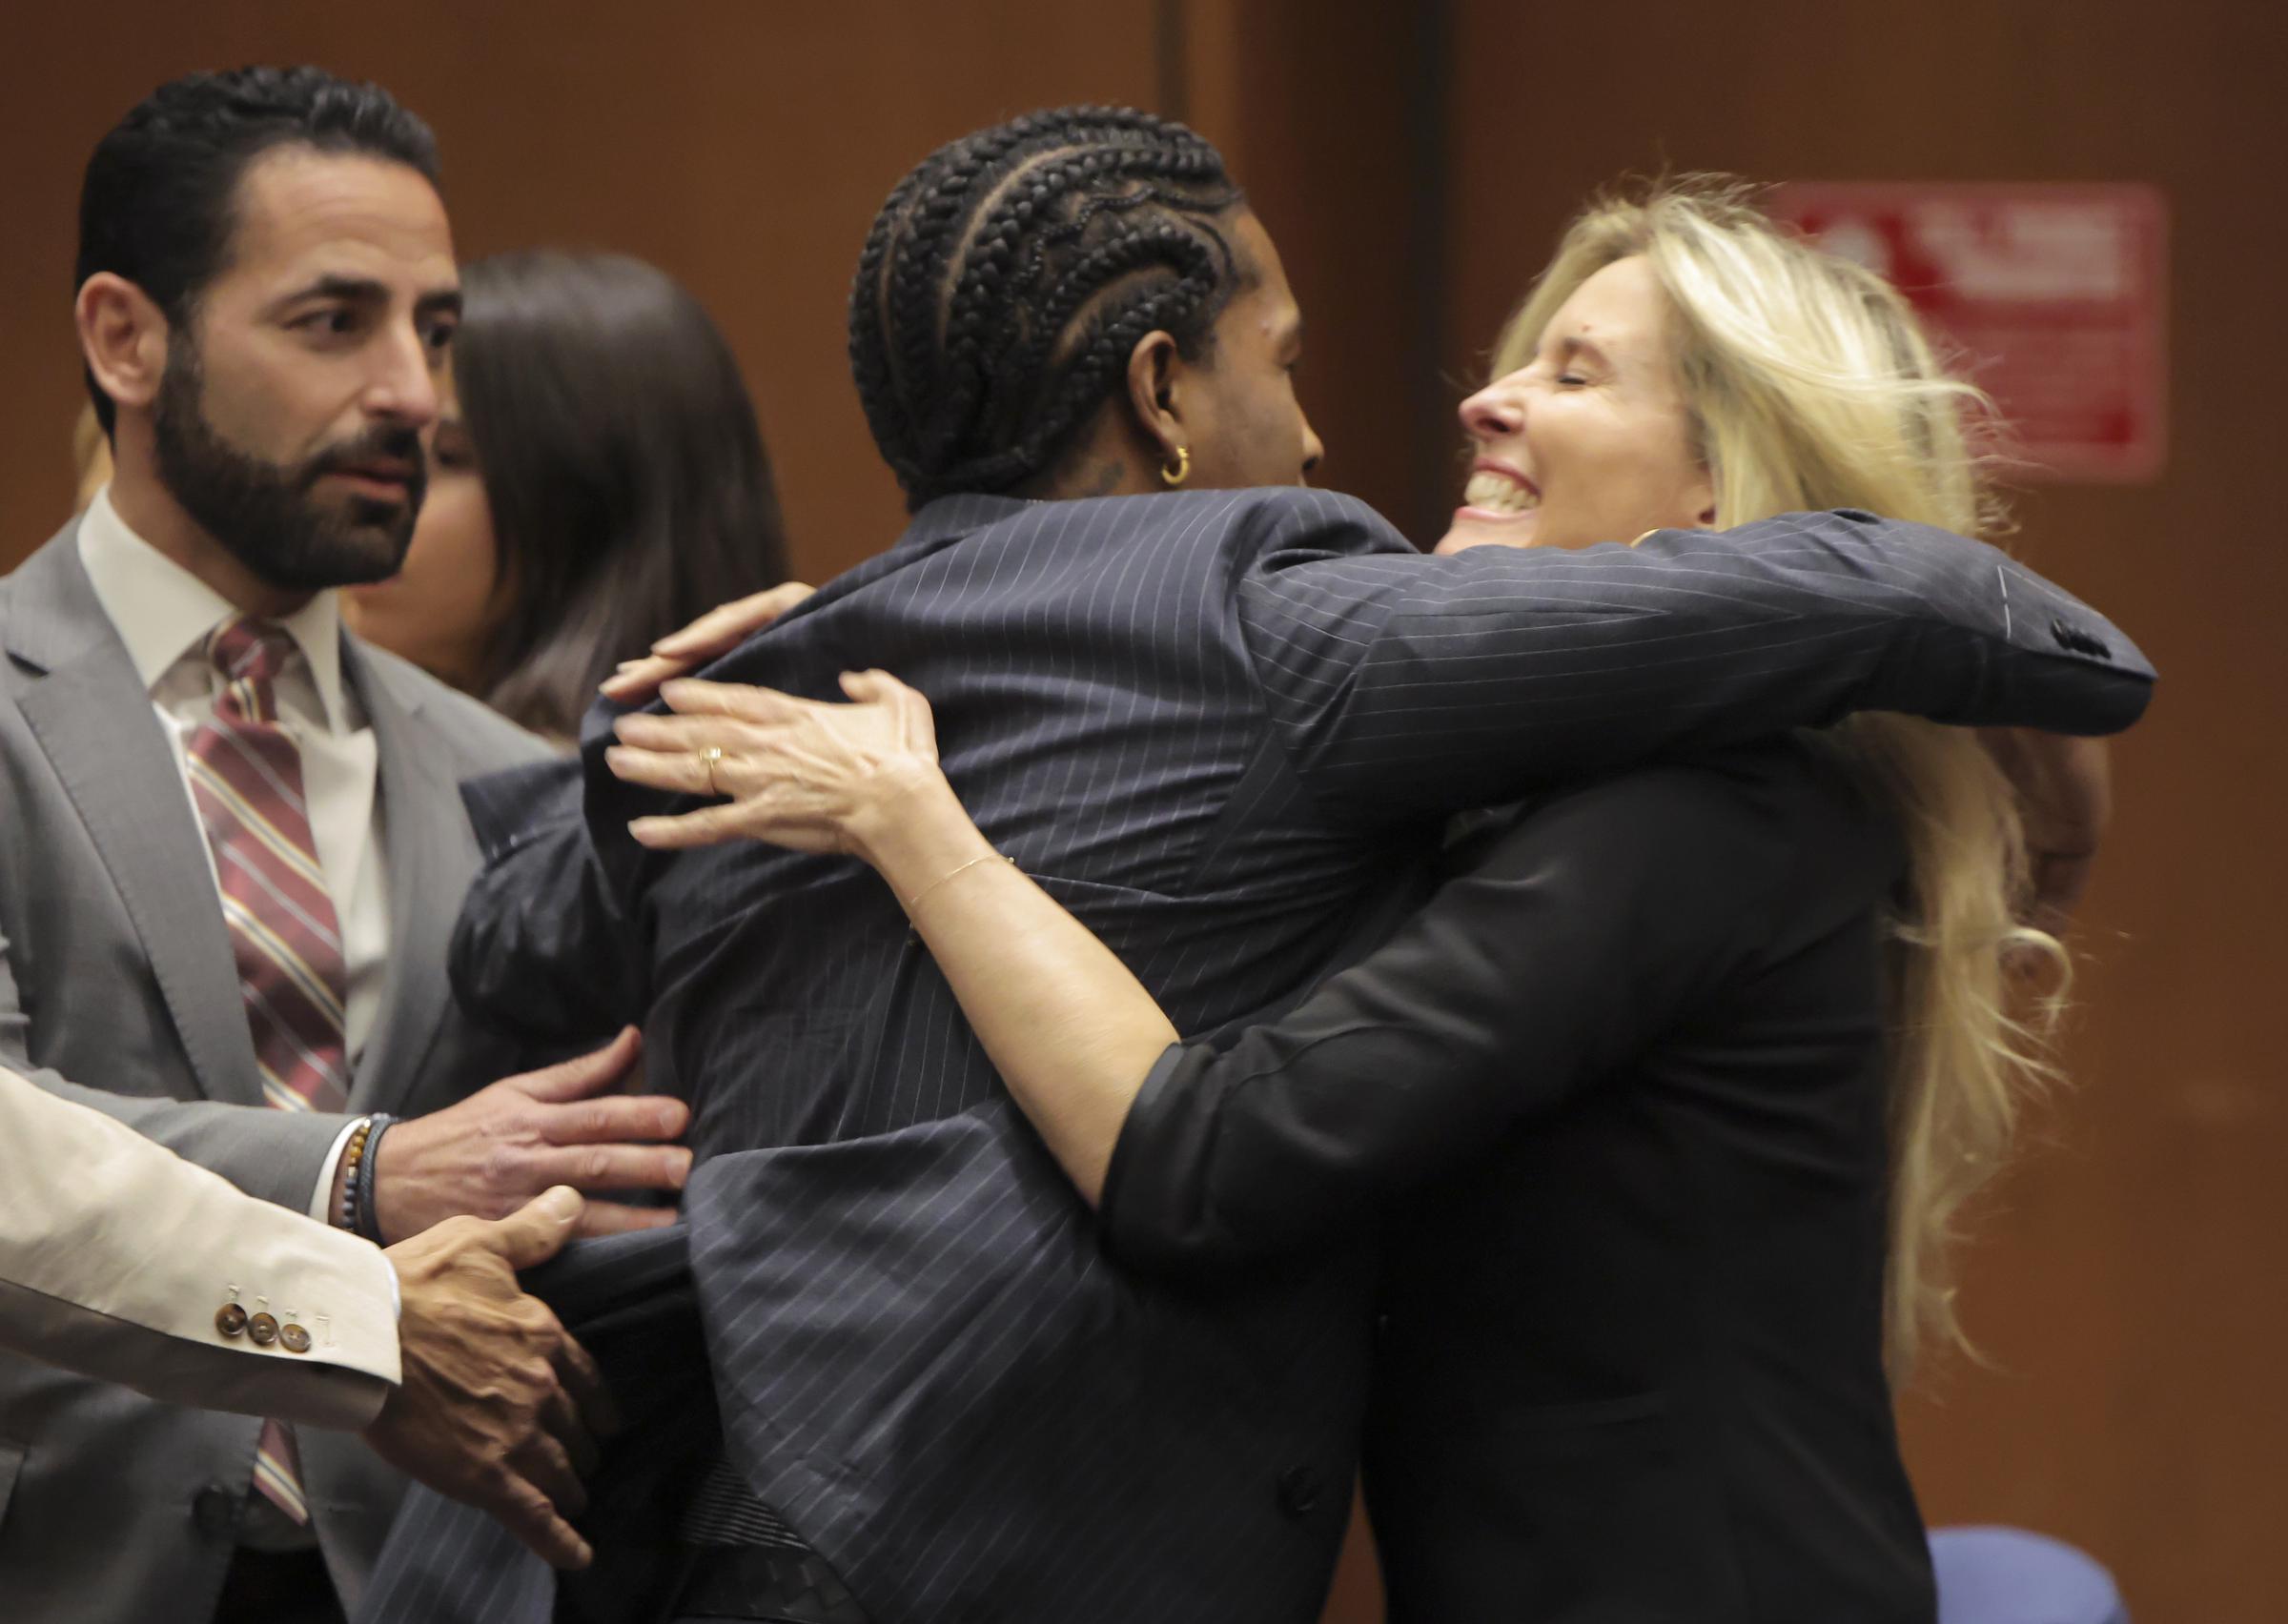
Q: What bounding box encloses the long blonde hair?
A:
[1493,178,2066,1379]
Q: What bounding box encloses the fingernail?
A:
[541,1186,582,1221]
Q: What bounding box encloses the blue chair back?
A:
[1930,1526,2129,1624]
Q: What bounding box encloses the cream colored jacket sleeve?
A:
[0,1066,399,1430]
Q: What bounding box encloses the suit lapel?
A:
[6,530,263,1106]
[347,638,455,1111]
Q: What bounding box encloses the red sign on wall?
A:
[1769,183,2168,483]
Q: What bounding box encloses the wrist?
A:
[847,761,988,884]
[368,1115,419,1246]
[355,1115,397,1243]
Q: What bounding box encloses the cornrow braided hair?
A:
[849,106,1249,510]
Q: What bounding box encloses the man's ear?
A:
[1122,329,1187,468]
[76,274,171,420]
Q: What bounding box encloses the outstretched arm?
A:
[0,1067,610,1568]
[603,671,1787,1241]
[1235,497,2155,820]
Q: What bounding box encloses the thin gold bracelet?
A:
[900,851,1016,911]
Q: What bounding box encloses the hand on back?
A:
[604,669,946,862]
[598,581,817,706]
[366,1186,616,1570]
[373,1027,691,1243]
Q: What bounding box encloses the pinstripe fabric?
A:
[359,1226,713,1624]
[368,488,2152,1624]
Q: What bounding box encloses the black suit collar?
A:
[892,493,1038,556]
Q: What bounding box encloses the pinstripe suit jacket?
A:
[365,488,2152,1624]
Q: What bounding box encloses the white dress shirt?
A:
[77,487,391,1216]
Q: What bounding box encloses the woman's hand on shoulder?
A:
[599,580,818,704]
[605,669,950,861]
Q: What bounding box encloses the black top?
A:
[1104,739,1936,1623]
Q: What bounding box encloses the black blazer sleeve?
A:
[1098,749,1875,1276]
[1235,501,2155,820]
[450,755,646,1046]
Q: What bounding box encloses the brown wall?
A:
[2,5,2272,1620]
[0,1,1172,580]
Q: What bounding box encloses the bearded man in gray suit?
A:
[0,68,701,1623]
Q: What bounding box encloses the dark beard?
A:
[151,340,428,593]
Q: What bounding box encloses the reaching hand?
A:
[604,669,949,862]
[371,1028,691,1244]
[1979,728,2112,932]
[364,1186,615,1570]
[598,581,817,705]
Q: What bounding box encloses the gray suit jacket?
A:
[0,522,549,1623]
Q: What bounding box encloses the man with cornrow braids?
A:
[367,107,2149,1624]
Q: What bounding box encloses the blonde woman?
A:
[609,183,2094,1622]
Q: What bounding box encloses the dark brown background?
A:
[0,4,2274,1619]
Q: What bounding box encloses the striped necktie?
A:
[186,614,350,1526]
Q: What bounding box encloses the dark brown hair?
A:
[78,66,440,436]
[452,251,792,737]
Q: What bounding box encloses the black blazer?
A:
[367,488,2148,1624]
[1108,740,1935,1623]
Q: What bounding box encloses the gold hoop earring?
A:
[1160,445,1191,488]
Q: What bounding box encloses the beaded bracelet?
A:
[333,1116,375,1233]
[354,1114,396,1245]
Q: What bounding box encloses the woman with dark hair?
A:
[345,250,804,741]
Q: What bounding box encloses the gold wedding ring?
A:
[697,744,725,794]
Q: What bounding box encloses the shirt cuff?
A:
[384,1256,401,1321]
[308,1117,370,1223]
[1095,1042,1196,1266]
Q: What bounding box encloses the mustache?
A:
[301,426,427,488]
